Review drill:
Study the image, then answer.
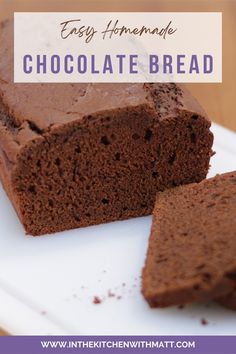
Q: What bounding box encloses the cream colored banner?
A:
[14,12,222,83]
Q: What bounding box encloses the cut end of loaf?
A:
[15,105,212,235]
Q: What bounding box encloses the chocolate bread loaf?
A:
[142,171,236,308]
[0,20,213,235]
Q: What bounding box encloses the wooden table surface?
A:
[0,0,236,132]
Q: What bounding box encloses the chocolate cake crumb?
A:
[201,318,208,326]
[93,296,102,304]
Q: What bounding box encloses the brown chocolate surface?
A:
[0,20,213,235]
[142,171,236,308]
[217,289,236,311]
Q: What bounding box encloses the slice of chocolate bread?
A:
[0,20,213,235]
[142,171,236,308]
[217,289,236,310]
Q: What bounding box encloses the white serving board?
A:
[0,123,235,336]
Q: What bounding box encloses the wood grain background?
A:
[0,0,235,131]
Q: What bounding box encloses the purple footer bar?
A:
[0,336,236,354]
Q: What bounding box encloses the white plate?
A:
[0,123,235,336]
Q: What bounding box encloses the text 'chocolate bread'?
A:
[0,20,213,235]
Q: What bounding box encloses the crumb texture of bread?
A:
[0,20,213,235]
[142,171,236,308]
[217,289,236,310]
